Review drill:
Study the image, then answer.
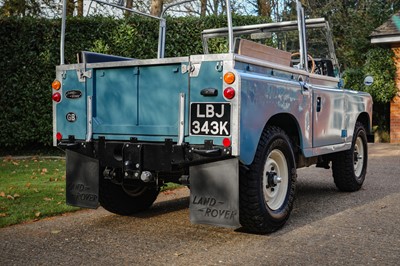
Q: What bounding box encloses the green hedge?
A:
[343,47,397,103]
[0,15,269,149]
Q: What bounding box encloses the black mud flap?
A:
[189,158,241,228]
[66,150,99,209]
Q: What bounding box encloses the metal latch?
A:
[76,69,92,82]
[189,62,202,77]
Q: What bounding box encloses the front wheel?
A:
[332,122,368,192]
[239,126,297,234]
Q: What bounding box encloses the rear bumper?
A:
[58,138,232,174]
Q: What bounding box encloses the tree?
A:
[125,0,133,17]
[77,0,83,16]
[0,0,41,17]
[304,0,400,69]
[150,0,163,16]
[257,0,270,17]
[200,0,206,16]
[66,0,75,16]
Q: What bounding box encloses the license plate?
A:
[190,103,231,136]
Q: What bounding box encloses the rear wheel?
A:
[240,126,297,234]
[332,122,368,192]
[99,169,159,215]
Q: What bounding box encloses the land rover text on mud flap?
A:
[53,0,374,233]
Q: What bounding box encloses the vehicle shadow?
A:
[275,166,392,235]
[94,143,399,235]
[131,196,190,219]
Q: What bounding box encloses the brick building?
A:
[370,12,400,143]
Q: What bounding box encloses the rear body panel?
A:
[234,58,311,165]
[55,68,87,142]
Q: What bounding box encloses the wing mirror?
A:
[364,76,374,86]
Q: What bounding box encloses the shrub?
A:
[0,15,269,149]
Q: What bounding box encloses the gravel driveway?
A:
[1,143,399,265]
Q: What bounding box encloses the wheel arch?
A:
[357,112,372,134]
[239,112,303,166]
[265,113,302,152]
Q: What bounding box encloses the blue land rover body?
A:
[53,0,373,233]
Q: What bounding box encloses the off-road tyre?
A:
[239,126,297,234]
[99,175,159,215]
[332,122,368,192]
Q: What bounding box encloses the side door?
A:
[310,76,345,147]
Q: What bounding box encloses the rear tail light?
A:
[223,138,231,147]
[224,72,235,84]
[52,80,62,103]
[52,80,61,90]
[52,92,61,102]
[223,87,235,100]
[56,132,62,141]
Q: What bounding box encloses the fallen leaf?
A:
[33,188,39,193]
[44,197,53,201]
[25,182,31,188]
[57,201,62,205]
[163,190,175,195]
[41,168,48,175]
[7,195,14,200]
[12,161,19,166]
[13,193,20,199]
[0,191,5,197]
[0,213,7,217]
[35,211,41,217]
[51,230,61,234]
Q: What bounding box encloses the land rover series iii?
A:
[52,0,373,233]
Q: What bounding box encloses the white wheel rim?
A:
[263,149,289,211]
[354,136,364,178]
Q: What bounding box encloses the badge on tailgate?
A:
[190,103,231,136]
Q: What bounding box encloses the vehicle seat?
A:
[234,38,292,67]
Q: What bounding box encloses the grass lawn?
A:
[0,157,79,228]
[0,156,182,228]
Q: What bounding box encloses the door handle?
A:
[316,97,321,112]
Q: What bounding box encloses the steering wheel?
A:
[291,52,316,73]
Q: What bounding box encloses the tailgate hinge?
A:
[77,69,92,82]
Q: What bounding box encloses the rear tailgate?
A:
[54,58,190,143]
[92,62,189,140]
